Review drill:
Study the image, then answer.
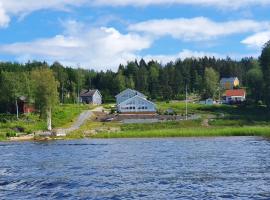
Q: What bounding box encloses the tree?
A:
[76,68,85,104]
[148,63,160,99]
[203,68,219,99]
[125,76,135,89]
[51,62,68,104]
[247,61,263,103]
[31,68,59,131]
[0,72,28,119]
[260,41,270,106]
[115,71,126,92]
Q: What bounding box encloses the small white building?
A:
[80,89,102,105]
[199,98,216,105]
[224,89,246,104]
[115,88,146,105]
[117,95,157,113]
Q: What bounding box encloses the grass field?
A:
[2,101,270,141]
[91,101,270,139]
[91,126,270,138]
[157,101,270,124]
[0,104,92,140]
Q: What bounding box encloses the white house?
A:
[115,88,146,105]
[223,89,246,104]
[117,95,157,113]
[80,89,102,105]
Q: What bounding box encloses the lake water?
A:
[1,137,270,199]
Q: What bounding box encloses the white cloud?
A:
[0,0,86,27]
[129,17,270,41]
[0,21,152,70]
[0,0,85,14]
[0,0,270,27]
[92,0,270,9]
[141,49,223,64]
[0,17,263,69]
[0,3,9,27]
[241,31,270,48]
[140,49,258,64]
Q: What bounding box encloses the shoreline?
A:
[2,126,270,141]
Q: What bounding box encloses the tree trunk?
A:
[47,108,52,131]
[15,99,19,120]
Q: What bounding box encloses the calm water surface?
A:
[1,137,270,199]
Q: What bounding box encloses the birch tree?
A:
[31,68,59,131]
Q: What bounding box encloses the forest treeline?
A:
[1,41,270,114]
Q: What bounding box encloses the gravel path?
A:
[55,107,103,136]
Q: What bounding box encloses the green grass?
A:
[157,101,207,114]
[92,126,270,138]
[0,104,92,137]
[157,101,270,124]
[66,120,120,139]
[91,101,270,139]
[121,120,201,131]
[0,114,47,134]
[2,101,270,140]
[52,104,92,128]
[0,132,7,141]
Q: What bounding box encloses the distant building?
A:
[116,89,156,113]
[199,98,216,105]
[220,77,239,90]
[80,89,102,105]
[115,88,146,105]
[223,89,246,104]
[17,96,35,114]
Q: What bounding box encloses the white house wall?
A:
[93,92,102,105]
[118,96,156,113]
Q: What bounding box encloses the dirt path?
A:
[9,134,35,141]
[202,118,209,127]
[55,107,103,136]
[8,106,103,141]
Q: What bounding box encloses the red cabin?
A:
[18,96,35,114]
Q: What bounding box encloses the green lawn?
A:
[2,101,270,141]
[91,101,270,139]
[92,126,270,138]
[0,104,92,140]
[157,101,270,125]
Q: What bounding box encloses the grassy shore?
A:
[2,101,270,141]
[92,126,270,138]
[91,102,270,139]
[0,104,92,141]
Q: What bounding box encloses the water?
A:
[1,137,270,199]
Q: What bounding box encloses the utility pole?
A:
[185,84,188,120]
[77,63,80,105]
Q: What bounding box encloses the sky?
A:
[0,0,270,71]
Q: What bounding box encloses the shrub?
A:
[6,130,17,137]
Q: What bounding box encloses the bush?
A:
[110,107,116,114]
[6,130,17,137]
[0,114,16,123]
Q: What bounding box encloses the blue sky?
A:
[0,0,270,71]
